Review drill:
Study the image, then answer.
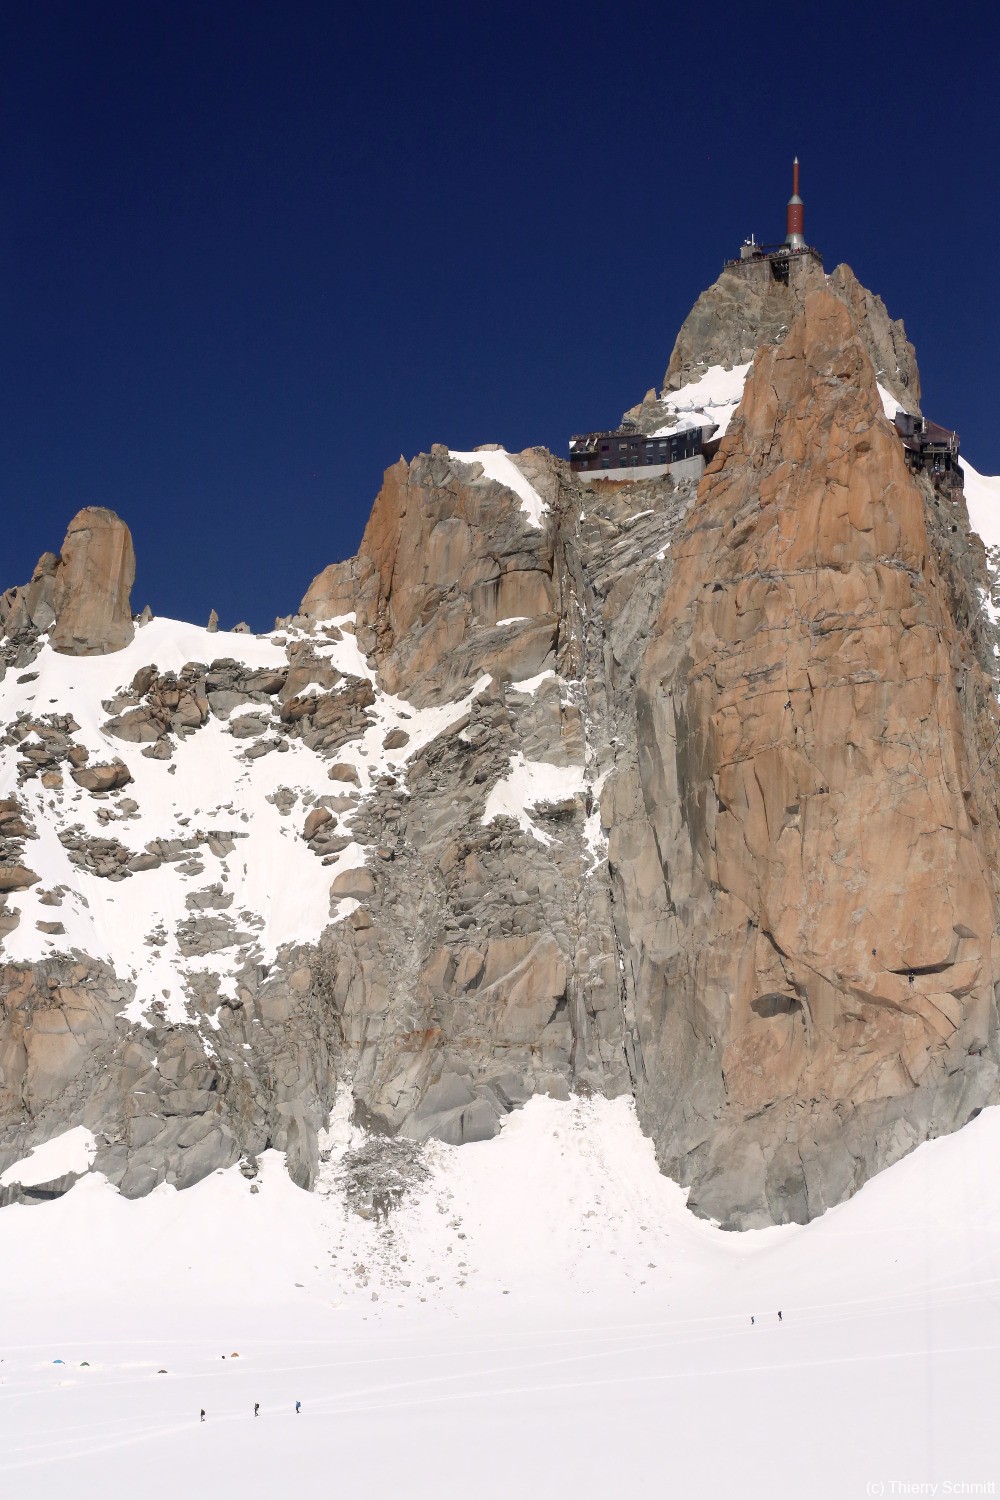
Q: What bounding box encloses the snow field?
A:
[962,459,1000,556]
[2,1095,1000,1498]
[481,753,586,847]
[0,1126,96,1187]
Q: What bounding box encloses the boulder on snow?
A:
[70,761,134,793]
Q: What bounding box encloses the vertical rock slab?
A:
[50,507,135,656]
[616,287,1000,1226]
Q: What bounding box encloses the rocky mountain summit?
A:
[2,264,999,1227]
[624,258,921,436]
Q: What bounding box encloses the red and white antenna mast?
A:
[785,157,805,250]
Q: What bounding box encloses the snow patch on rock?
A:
[448,448,548,529]
[0,1126,96,1188]
[482,753,586,846]
[651,362,752,440]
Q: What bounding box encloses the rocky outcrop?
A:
[611,287,1000,1225]
[103,658,288,749]
[2,507,135,658]
[310,665,629,1145]
[50,508,136,656]
[0,951,339,1196]
[70,761,133,793]
[299,558,358,622]
[301,446,563,707]
[1,552,61,637]
[825,265,921,409]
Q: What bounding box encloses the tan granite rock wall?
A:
[50,507,136,656]
[614,287,1000,1224]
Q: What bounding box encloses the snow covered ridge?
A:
[0,598,605,1051]
[0,450,631,1205]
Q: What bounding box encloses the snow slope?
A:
[482,753,585,847]
[1,1094,999,1499]
[651,361,752,440]
[963,458,1000,554]
[0,1126,95,1188]
[0,615,493,1025]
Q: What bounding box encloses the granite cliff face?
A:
[2,268,999,1227]
[615,288,1000,1223]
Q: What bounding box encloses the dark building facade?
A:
[569,423,711,474]
[893,411,963,495]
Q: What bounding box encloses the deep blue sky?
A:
[2,1,998,630]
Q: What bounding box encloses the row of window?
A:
[594,450,699,469]
[598,441,689,451]
[597,442,697,456]
[599,456,668,467]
